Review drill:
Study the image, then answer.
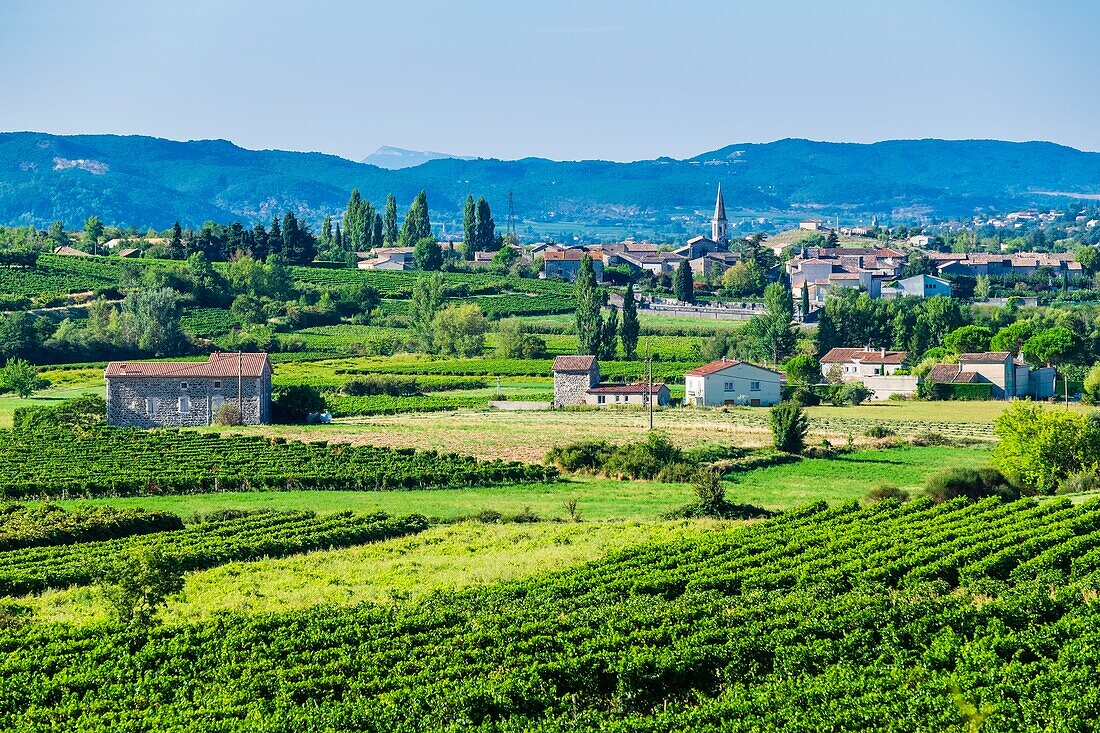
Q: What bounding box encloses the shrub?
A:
[1056,470,1100,496]
[603,432,682,480]
[13,395,105,431]
[271,386,327,424]
[769,401,808,455]
[994,401,1100,493]
[98,546,184,630]
[692,466,726,508]
[865,424,897,439]
[545,440,612,473]
[835,382,872,405]
[924,467,1018,503]
[866,483,910,503]
[214,403,243,426]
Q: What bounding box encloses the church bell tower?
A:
[711,183,728,248]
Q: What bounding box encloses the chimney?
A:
[881,347,886,357]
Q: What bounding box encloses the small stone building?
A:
[105,352,273,427]
[552,355,600,407]
[585,382,671,408]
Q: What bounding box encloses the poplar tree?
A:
[383,194,398,245]
[463,195,476,259]
[320,216,332,247]
[575,255,603,357]
[674,259,694,303]
[344,189,366,250]
[599,307,619,361]
[372,213,383,249]
[399,191,431,246]
[475,197,496,252]
[620,283,640,360]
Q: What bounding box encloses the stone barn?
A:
[552,355,600,407]
[105,352,273,427]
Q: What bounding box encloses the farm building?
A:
[926,352,1056,400]
[584,382,670,407]
[105,352,272,427]
[683,358,781,407]
[820,348,909,380]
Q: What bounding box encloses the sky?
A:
[2,0,1099,162]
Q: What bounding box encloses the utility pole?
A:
[645,339,654,431]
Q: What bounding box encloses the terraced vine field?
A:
[0,428,557,498]
[8,497,1100,730]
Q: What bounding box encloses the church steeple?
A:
[711,183,728,247]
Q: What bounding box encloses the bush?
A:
[769,401,808,455]
[13,395,106,431]
[1056,470,1100,496]
[545,440,612,473]
[866,484,910,503]
[603,432,682,480]
[214,403,243,426]
[271,386,327,424]
[835,382,872,406]
[865,424,897,439]
[692,466,726,507]
[924,467,1018,503]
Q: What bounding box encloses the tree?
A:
[721,260,765,297]
[574,255,603,356]
[169,221,184,259]
[991,320,1041,354]
[943,325,993,354]
[769,401,809,454]
[620,283,640,360]
[119,288,185,356]
[1083,363,1100,405]
[320,216,333,248]
[98,547,184,630]
[432,304,489,357]
[47,220,66,246]
[344,189,367,250]
[383,194,398,245]
[0,359,46,398]
[747,282,796,364]
[413,237,443,270]
[598,307,618,361]
[271,385,326,423]
[410,273,444,352]
[475,198,495,252]
[1022,327,1074,366]
[673,259,694,303]
[399,191,432,245]
[993,401,1100,493]
[82,216,104,253]
[800,282,810,318]
[463,195,477,259]
[974,274,992,301]
[496,319,547,359]
[783,354,820,385]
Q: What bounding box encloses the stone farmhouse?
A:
[927,352,1056,400]
[544,249,605,282]
[105,353,273,427]
[684,358,782,407]
[551,356,669,408]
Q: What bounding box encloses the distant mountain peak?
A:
[362,145,473,170]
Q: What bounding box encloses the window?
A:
[614,395,621,403]
[180,382,188,389]
[723,381,735,392]
[750,381,761,391]
[145,398,158,415]
[213,381,222,389]
[212,395,224,411]
[178,395,190,413]
[597,395,606,404]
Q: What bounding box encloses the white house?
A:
[820,348,908,381]
[684,358,782,407]
[881,274,952,299]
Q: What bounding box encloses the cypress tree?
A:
[475,197,495,252]
[169,221,184,260]
[268,217,282,256]
[674,259,694,303]
[383,194,398,245]
[320,216,332,247]
[620,283,640,360]
[252,222,269,260]
[800,282,810,318]
[372,213,383,250]
[575,255,603,357]
[463,195,476,259]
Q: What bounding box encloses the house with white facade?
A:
[684,358,782,407]
[881,273,952,299]
[584,382,670,407]
[820,348,909,380]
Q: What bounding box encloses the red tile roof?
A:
[684,358,779,377]
[820,348,908,365]
[586,382,666,395]
[552,355,598,372]
[928,364,981,383]
[958,352,1012,364]
[105,353,272,379]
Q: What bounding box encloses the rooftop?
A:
[552,355,598,372]
[820,347,908,365]
[106,353,272,379]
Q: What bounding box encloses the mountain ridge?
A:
[1,131,1098,230]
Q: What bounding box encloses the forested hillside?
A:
[3,132,1099,229]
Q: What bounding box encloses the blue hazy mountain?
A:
[1,132,1097,229]
[361,145,474,170]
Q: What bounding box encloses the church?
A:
[676,184,730,260]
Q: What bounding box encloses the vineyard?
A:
[0,253,126,302]
[289,266,575,299]
[0,509,428,596]
[0,428,557,498]
[6,497,1100,729]
[0,503,182,552]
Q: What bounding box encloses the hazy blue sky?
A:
[2,0,1098,161]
